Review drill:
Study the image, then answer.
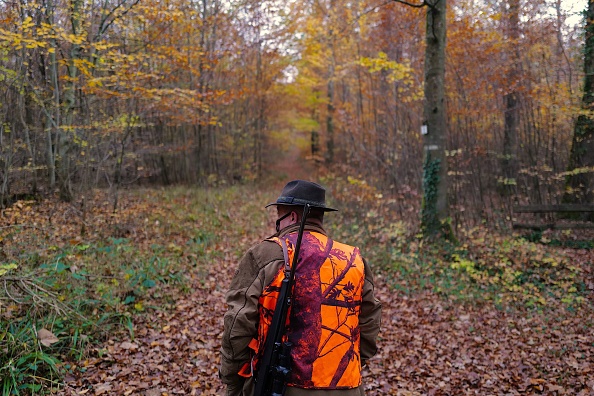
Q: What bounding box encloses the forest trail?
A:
[263,142,319,184]
[59,150,324,395]
[61,250,594,395]
[52,171,592,395]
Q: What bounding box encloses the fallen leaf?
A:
[94,383,112,395]
[38,328,59,347]
[119,341,138,350]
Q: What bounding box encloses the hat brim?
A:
[265,202,338,212]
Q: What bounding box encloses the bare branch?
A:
[94,0,143,42]
[1,275,85,320]
[392,0,428,8]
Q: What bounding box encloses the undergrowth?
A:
[0,237,185,394]
[0,185,269,395]
[322,173,592,313]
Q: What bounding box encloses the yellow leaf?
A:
[21,16,34,31]
[0,263,18,276]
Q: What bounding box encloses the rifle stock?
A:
[253,204,310,396]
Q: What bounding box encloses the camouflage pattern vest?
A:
[244,231,366,389]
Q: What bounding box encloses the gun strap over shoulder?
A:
[279,238,290,273]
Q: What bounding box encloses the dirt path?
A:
[263,143,319,183]
[61,258,594,395]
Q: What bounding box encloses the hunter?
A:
[220,180,382,395]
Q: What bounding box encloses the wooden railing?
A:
[512,204,594,230]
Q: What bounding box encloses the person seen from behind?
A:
[220,180,382,395]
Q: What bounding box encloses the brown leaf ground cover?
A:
[2,182,593,396]
[63,274,594,396]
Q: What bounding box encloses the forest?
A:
[0,0,593,394]
[0,0,591,216]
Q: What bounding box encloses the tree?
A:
[392,0,448,238]
[421,0,448,238]
[501,0,521,195]
[564,0,594,220]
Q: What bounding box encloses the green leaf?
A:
[142,279,156,288]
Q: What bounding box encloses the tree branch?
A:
[392,0,428,8]
[2,275,85,319]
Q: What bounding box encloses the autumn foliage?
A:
[1,0,593,394]
[0,0,587,215]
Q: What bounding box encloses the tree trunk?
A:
[563,0,594,221]
[45,0,58,190]
[326,35,336,165]
[254,27,264,179]
[59,0,83,201]
[501,0,520,196]
[420,0,450,239]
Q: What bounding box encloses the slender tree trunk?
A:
[112,126,132,212]
[254,28,263,178]
[501,0,520,195]
[58,0,83,201]
[326,34,336,165]
[0,123,13,207]
[45,0,58,190]
[17,40,37,193]
[420,0,449,239]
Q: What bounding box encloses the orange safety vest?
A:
[240,231,366,389]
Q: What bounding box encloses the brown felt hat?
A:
[266,180,337,212]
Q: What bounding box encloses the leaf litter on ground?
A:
[1,185,592,395]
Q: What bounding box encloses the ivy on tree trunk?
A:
[420,0,451,240]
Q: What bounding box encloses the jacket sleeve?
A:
[220,241,284,391]
[359,258,382,363]
[220,249,261,390]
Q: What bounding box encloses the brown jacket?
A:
[220,223,382,396]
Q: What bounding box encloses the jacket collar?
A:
[272,221,327,239]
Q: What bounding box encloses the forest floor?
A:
[55,188,594,395]
[1,156,593,396]
[59,242,594,396]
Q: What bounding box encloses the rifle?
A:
[253,204,311,396]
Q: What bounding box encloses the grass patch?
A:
[0,185,273,394]
[0,238,184,394]
[1,315,62,394]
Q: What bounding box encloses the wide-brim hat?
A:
[266,180,338,212]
